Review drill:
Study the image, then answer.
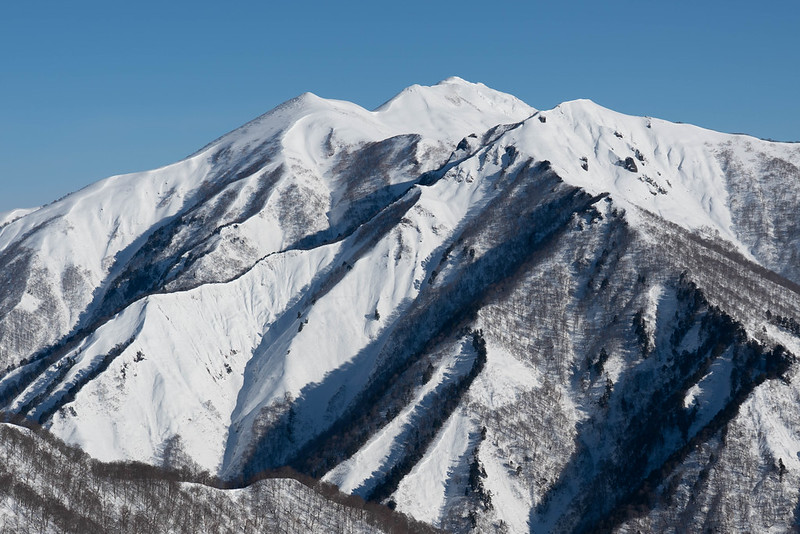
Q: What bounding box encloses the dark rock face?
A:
[623,156,638,172]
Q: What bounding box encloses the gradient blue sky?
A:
[1,1,798,212]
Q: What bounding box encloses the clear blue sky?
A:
[2,1,798,212]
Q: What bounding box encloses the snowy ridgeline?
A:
[1,78,800,533]
[0,423,438,534]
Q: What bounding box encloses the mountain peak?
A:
[557,97,602,109]
[435,75,472,85]
[372,78,534,140]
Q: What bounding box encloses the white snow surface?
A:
[323,338,477,497]
[0,77,533,364]
[498,100,786,260]
[0,207,38,227]
[392,408,475,526]
[385,336,541,530]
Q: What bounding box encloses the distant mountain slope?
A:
[2,78,800,533]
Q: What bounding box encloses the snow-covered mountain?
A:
[2,77,800,532]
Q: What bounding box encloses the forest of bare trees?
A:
[0,420,439,534]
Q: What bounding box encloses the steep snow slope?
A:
[0,77,535,370]
[0,208,38,228]
[2,79,800,533]
[486,99,800,277]
[0,78,536,475]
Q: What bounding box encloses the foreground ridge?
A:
[0,421,437,533]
